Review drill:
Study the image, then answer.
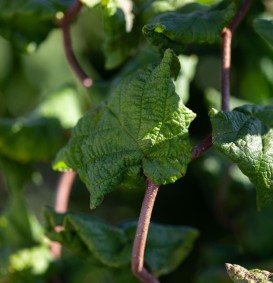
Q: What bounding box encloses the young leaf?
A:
[226,263,273,283]
[0,117,66,163]
[44,207,199,275]
[0,0,73,51]
[253,19,273,48]
[143,0,237,53]
[210,105,273,209]
[54,49,196,208]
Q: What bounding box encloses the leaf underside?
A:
[210,105,273,209]
[142,0,237,53]
[44,207,199,276]
[54,49,196,208]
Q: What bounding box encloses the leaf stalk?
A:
[132,179,160,283]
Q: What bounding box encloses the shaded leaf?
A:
[0,117,67,163]
[143,0,237,53]
[226,263,273,283]
[54,49,196,208]
[102,0,135,69]
[0,0,74,51]
[210,105,273,209]
[253,19,273,48]
[44,207,199,276]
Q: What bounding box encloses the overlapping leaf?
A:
[226,263,273,283]
[44,207,199,276]
[0,117,66,163]
[0,0,74,51]
[143,0,237,53]
[54,49,196,208]
[253,19,273,48]
[210,105,273,209]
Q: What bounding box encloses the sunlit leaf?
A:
[210,105,273,209]
[54,49,196,208]
[143,0,237,53]
[226,263,273,283]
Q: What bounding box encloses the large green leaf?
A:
[253,19,273,48]
[54,49,196,208]
[0,0,74,51]
[210,105,273,209]
[226,263,273,283]
[44,207,199,276]
[143,0,237,53]
[0,117,66,163]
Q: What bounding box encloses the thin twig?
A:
[50,171,76,259]
[221,0,252,111]
[192,133,212,160]
[58,0,92,88]
[132,180,160,283]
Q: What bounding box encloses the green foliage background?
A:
[1,0,273,282]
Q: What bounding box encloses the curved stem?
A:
[132,180,160,283]
[50,171,76,259]
[58,0,92,88]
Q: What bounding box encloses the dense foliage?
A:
[1,0,273,282]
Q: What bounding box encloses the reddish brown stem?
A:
[221,0,251,111]
[58,0,92,88]
[192,133,212,160]
[132,180,160,283]
[50,171,76,259]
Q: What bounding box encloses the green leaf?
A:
[210,105,273,209]
[0,0,74,51]
[143,0,237,53]
[101,0,134,69]
[54,49,196,208]
[253,19,273,48]
[175,54,198,103]
[0,117,66,163]
[226,263,273,283]
[31,85,83,129]
[44,207,199,275]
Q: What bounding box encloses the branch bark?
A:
[132,180,160,283]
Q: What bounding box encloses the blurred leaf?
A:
[0,0,74,51]
[44,207,199,276]
[242,203,273,258]
[122,221,199,276]
[210,105,273,209]
[142,0,237,53]
[253,19,273,48]
[204,88,249,110]
[226,263,273,283]
[0,117,67,163]
[175,54,198,103]
[0,193,42,249]
[0,156,33,192]
[54,49,195,208]
[102,0,135,69]
[31,85,83,129]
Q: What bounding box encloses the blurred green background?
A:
[1,0,273,282]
